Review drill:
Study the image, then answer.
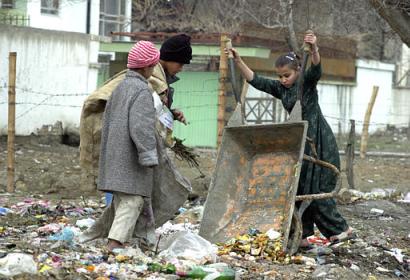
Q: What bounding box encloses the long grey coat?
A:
[98,70,158,196]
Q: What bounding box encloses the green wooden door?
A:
[171,72,218,148]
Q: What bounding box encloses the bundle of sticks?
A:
[171,137,205,178]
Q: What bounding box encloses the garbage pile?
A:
[0,196,236,279]
[1,195,409,279]
[217,229,290,263]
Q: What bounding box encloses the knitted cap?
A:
[127,41,160,69]
[160,34,192,64]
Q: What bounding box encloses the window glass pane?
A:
[100,0,105,13]
[41,0,59,14]
[106,0,118,15]
[1,0,14,9]
[120,0,126,15]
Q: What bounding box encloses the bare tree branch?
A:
[369,0,410,46]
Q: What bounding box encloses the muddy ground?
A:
[0,131,409,279]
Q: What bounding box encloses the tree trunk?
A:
[369,0,410,47]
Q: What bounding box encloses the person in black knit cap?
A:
[159,34,193,124]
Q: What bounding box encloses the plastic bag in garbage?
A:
[76,218,95,229]
[159,231,217,265]
[49,227,79,243]
[0,253,37,277]
[0,207,12,216]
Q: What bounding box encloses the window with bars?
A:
[41,0,59,15]
[1,0,15,9]
[99,0,128,40]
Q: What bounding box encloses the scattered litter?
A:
[370,208,384,215]
[0,192,407,279]
[38,223,61,233]
[0,207,12,216]
[266,229,281,240]
[76,218,95,229]
[291,255,316,266]
[218,229,289,263]
[49,227,76,243]
[394,269,405,277]
[376,266,390,273]
[350,264,360,271]
[342,188,403,202]
[156,221,200,237]
[384,248,404,263]
[398,192,410,203]
[159,231,217,265]
[307,235,330,246]
[0,253,37,277]
[176,263,235,279]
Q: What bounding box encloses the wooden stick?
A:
[7,52,17,193]
[345,119,355,189]
[217,34,228,146]
[240,82,249,120]
[360,86,379,159]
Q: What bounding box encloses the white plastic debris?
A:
[376,267,390,273]
[265,229,281,240]
[75,218,95,229]
[0,253,37,277]
[384,248,404,263]
[156,221,200,236]
[159,231,217,264]
[370,208,384,215]
[398,192,410,203]
[350,264,360,271]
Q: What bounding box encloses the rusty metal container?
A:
[199,121,307,250]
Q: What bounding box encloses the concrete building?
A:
[0,0,133,135]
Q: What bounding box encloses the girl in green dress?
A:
[228,32,353,247]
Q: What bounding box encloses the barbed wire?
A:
[323,115,409,126]
[0,86,90,97]
[0,84,408,128]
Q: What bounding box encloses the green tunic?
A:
[249,63,348,238]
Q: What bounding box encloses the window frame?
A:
[41,0,59,15]
[1,0,15,9]
[99,0,129,39]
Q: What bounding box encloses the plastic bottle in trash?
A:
[178,267,208,279]
[177,267,235,279]
[148,263,176,274]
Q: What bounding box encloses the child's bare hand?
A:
[224,47,241,62]
[304,32,318,52]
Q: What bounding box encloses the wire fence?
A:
[1,84,409,135]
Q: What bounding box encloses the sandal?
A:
[329,227,356,244]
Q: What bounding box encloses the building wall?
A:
[26,0,88,33]
[0,25,99,135]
